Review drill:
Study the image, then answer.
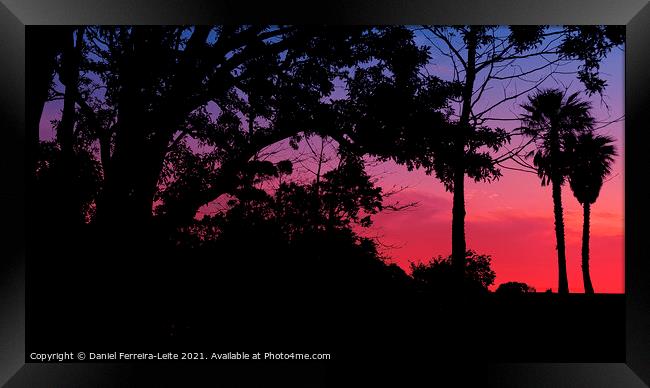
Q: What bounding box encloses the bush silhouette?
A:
[496,281,536,295]
[410,250,495,296]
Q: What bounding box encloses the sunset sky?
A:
[365,31,625,293]
[39,27,625,293]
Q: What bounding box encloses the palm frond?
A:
[567,133,617,205]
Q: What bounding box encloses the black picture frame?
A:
[1,1,648,386]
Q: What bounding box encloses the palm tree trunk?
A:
[582,202,594,294]
[552,178,569,294]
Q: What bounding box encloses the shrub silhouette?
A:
[410,250,496,296]
[496,281,536,295]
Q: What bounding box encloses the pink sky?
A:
[361,39,625,293]
[39,27,625,293]
[363,134,624,293]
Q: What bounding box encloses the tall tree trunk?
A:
[581,202,594,294]
[59,29,81,161]
[96,27,155,232]
[451,159,466,289]
[551,176,569,294]
[26,27,71,178]
[58,28,83,225]
[451,27,478,291]
[550,124,569,294]
[96,27,203,233]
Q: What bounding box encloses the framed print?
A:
[1,0,649,386]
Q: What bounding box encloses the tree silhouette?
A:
[193,151,383,239]
[27,25,626,360]
[566,132,617,294]
[520,89,596,294]
[182,152,411,301]
[46,26,448,247]
[408,26,623,291]
[34,26,623,284]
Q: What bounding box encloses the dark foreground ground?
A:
[27,225,624,365]
[29,287,624,364]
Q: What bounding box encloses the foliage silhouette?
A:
[34,26,623,292]
[566,132,617,294]
[63,26,435,236]
[171,150,413,309]
[188,152,384,241]
[27,25,625,361]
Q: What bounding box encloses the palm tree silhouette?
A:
[567,132,617,294]
[520,89,596,294]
